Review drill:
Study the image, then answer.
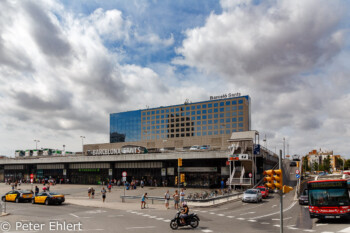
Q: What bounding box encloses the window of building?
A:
[202,104,207,108]
[166,109,169,113]
[208,125,213,130]
[220,113,224,118]
[208,109,213,113]
[239,123,243,127]
[186,112,190,116]
[197,132,201,136]
[226,118,231,123]
[147,117,150,120]
[232,118,237,122]
[232,100,237,105]
[151,111,155,114]
[220,108,224,112]
[147,112,150,115]
[232,106,237,111]
[238,105,243,110]
[202,115,207,120]
[202,131,207,136]
[197,110,201,114]
[191,106,195,110]
[238,111,243,115]
[191,116,195,120]
[197,116,201,120]
[156,125,160,129]
[220,119,224,123]
[214,114,218,118]
[202,126,207,130]
[214,120,218,124]
[239,117,243,121]
[143,112,146,116]
[186,107,190,111]
[239,99,243,104]
[208,120,213,124]
[151,121,155,124]
[232,112,237,116]
[226,101,230,105]
[220,102,224,106]
[214,130,218,135]
[197,121,201,125]
[208,115,212,119]
[156,115,160,119]
[202,121,207,125]
[161,125,164,129]
[196,105,200,109]
[214,103,218,107]
[214,108,218,113]
[176,108,179,112]
[208,103,212,108]
[226,112,230,117]
[202,110,207,114]
[171,108,174,112]
[208,131,212,135]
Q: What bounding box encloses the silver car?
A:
[242,189,262,203]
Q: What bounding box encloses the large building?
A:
[1,94,280,187]
[109,94,251,149]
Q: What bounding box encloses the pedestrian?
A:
[173,190,180,209]
[101,187,106,202]
[220,179,225,192]
[35,186,39,196]
[180,188,185,206]
[88,187,92,199]
[165,190,170,209]
[140,180,144,188]
[91,188,95,199]
[141,192,148,209]
[108,183,112,192]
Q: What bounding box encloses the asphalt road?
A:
[1,161,349,233]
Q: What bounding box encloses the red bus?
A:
[308,176,350,220]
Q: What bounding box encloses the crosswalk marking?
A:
[338,227,350,233]
[201,230,213,233]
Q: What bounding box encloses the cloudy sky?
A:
[0,0,349,158]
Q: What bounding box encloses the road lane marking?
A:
[320,232,334,233]
[163,219,171,222]
[272,217,292,220]
[156,218,164,220]
[274,225,280,227]
[338,227,350,232]
[249,201,297,219]
[143,214,150,217]
[69,213,79,218]
[224,204,263,214]
[148,216,156,218]
[227,216,235,218]
[261,222,270,224]
[200,210,208,213]
[287,226,299,230]
[239,212,255,216]
[303,230,315,232]
[316,224,328,227]
[209,212,216,214]
[272,205,277,208]
[248,220,257,222]
[201,230,213,232]
[236,218,245,220]
[126,226,156,230]
[217,214,225,216]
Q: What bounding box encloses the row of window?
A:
[141,129,244,140]
[142,106,244,120]
[142,123,244,134]
[142,117,244,127]
[142,121,244,130]
[142,100,245,116]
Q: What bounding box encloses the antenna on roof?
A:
[184,99,190,105]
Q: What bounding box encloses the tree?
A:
[312,162,319,172]
[322,155,331,172]
[345,159,350,170]
[335,157,344,170]
[303,156,310,171]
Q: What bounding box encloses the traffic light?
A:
[274,169,283,190]
[263,170,275,189]
[178,158,182,167]
[283,185,294,194]
[175,176,178,185]
[180,173,185,183]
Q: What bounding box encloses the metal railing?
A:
[120,192,243,205]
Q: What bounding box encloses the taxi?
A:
[1,190,33,203]
[32,192,65,205]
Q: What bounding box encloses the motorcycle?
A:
[170,210,200,230]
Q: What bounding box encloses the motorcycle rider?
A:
[180,202,189,225]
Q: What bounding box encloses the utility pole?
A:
[80,136,85,156]
[34,139,40,150]
[279,149,283,233]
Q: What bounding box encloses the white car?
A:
[242,189,262,203]
[189,145,200,151]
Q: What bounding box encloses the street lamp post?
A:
[80,136,85,156]
[34,140,40,150]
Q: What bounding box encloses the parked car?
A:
[2,190,33,203]
[32,192,65,205]
[200,145,210,150]
[299,189,308,205]
[256,186,269,198]
[189,145,200,151]
[242,189,262,203]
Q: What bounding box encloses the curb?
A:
[1,212,10,217]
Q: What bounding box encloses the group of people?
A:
[164,188,186,209]
[87,187,107,202]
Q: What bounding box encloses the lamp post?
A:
[34,140,40,150]
[283,137,285,159]
[80,136,85,156]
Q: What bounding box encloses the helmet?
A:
[182,202,187,207]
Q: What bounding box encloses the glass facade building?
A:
[110,95,250,143]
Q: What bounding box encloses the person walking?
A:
[88,187,92,199]
[165,190,170,209]
[91,188,95,199]
[35,186,39,196]
[180,188,185,206]
[108,183,112,192]
[101,187,106,202]
[173,190,180,209]
[141,193,148,209]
